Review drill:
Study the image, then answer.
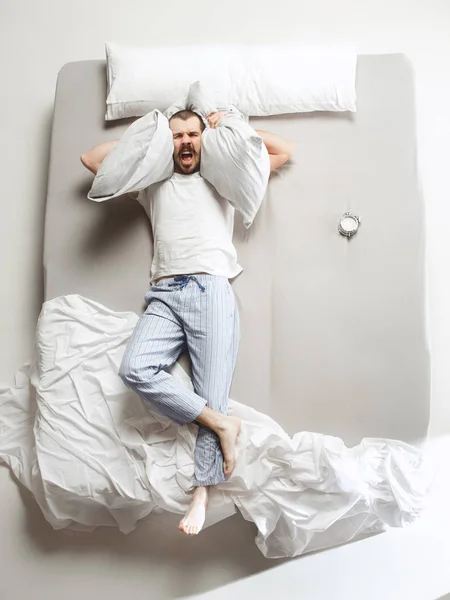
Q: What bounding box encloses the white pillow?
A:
[105,42,357,120]
[201,118,270,228]
[87,110,173,201]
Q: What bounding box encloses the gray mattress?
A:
[44,54,430,445]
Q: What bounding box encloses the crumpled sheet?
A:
[0,294,429,558]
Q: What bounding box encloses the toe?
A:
[178,520,185,531]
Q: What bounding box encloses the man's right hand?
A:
[206,112,225,129]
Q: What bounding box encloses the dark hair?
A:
[169,110,205,132]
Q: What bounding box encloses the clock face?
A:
[340,216,358,233]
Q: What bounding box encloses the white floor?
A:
[1,436,449,600]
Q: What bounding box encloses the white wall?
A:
[1,0,450,598]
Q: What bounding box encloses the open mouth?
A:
[180,149,194,166]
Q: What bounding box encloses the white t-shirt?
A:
[136,172,243,283]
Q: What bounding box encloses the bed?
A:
[44,54,430,446]
[0,52,431,560]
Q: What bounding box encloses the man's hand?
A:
[206,112,225,129]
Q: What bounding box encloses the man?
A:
[80,110,294,535]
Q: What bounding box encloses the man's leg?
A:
[119,295,207,424]
[119,280,241,536]
[189,282,240,487]
[179,276,240,535]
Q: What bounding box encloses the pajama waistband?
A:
[153,273,228,285]
[151,273,230,293]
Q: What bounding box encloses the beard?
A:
[174,144,200,174]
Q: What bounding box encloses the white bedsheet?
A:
[0,295,429,558]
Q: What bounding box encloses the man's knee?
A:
[118,359,135,387]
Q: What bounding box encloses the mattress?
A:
[44,54,430,446]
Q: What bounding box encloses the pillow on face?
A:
[166,81,270,228]
[89,80,270,228]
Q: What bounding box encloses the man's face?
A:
[170,116,203,174]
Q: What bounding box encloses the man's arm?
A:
[255,130,295,172]
[80,140,119,175]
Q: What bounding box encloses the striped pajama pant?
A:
[119,274,240,487]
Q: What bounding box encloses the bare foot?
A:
[179,486,209,535]
[216,416,241,477]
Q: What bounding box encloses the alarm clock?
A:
[338,211,361,238]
